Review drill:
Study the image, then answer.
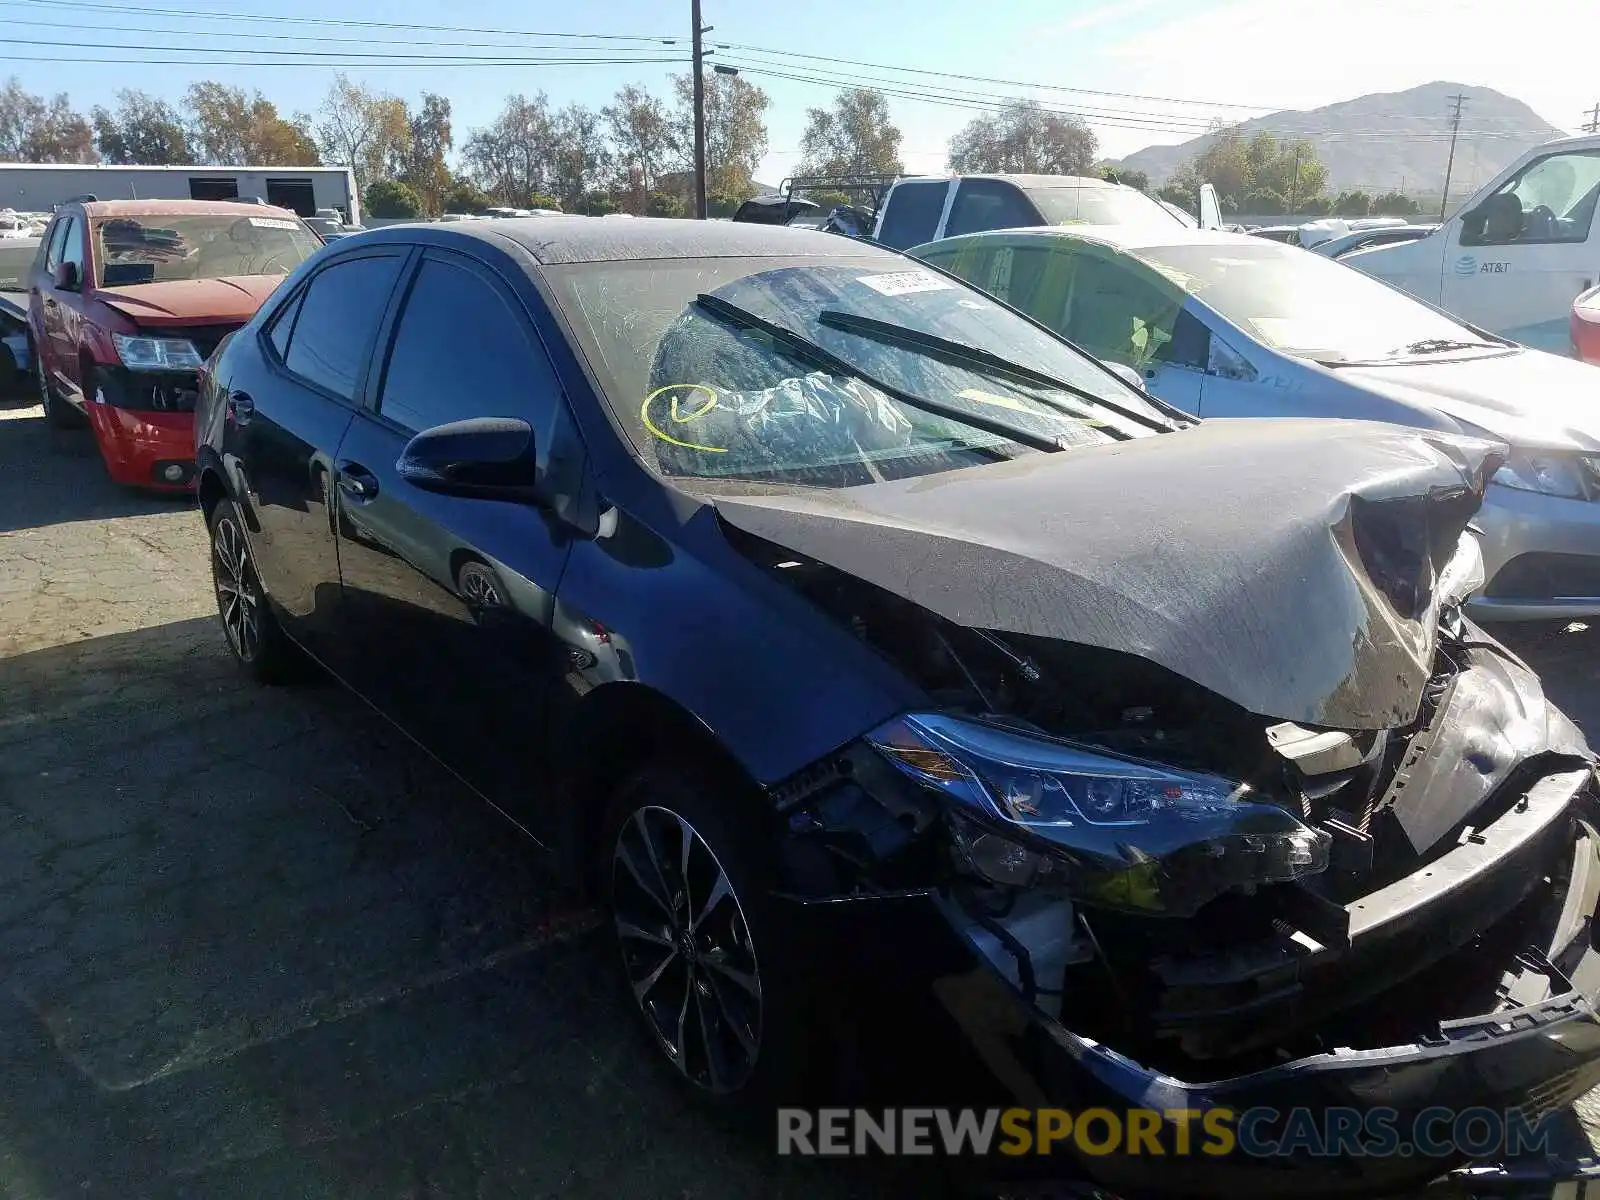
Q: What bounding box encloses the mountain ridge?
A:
[1114,81,1568,197]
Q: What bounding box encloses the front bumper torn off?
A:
[793,765,1600,1198]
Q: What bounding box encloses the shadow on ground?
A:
[0,406,193,534]
[0,617,911,1199]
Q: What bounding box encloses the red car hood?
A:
[98,275,285,326]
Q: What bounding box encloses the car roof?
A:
[894,173,1116,190]
[916,224,1260,255]
[435,214,901,265]
[79,199,302,220]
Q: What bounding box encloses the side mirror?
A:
[53,261,79,291]
[397,417,540,499]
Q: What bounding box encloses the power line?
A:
[719,41,1281,111]
[0,14,674,53]
[0,53,690,68]
[730,62,1547,144]
[0,35,687,62]
[0,0,680,43]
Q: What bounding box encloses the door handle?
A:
[335,462,379,501]
[227,390,254,424]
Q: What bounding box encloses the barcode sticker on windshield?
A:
[856,271,953,297]
[248,217,299,231]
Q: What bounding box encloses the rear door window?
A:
[281,253,405,401]
[945,180,1040,237]
[878,181,948,249]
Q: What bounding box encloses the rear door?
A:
[330,248,580,825]
[223,246,409,651]
[1442,145,1600,351]
[875,180,951,249]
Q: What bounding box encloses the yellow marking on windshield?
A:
[641,384,728,453]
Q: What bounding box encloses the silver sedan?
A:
[911,225,1600,621]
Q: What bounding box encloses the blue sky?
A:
[1,0,1594,184]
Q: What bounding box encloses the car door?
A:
[34,214,75,394]
[221,246,409,651]
[942,179,1041,239]
[875,180,952,250]
[1442,146,1600,351]
[330,248,580,829]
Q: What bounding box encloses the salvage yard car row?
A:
[11,180,1600,1197]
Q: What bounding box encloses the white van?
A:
[1345,133,1600,354]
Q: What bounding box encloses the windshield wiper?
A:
[693,293,1068,455]
[817,309,1189,432]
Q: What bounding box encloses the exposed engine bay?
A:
[733,523,1596,1077]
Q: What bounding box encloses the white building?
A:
[0,164,359,224]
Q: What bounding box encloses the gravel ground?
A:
[2,394,1599,1197]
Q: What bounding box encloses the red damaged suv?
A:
[27,198,320,489]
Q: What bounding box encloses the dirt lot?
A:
[4,397,1600,1197]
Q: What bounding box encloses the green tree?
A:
[948,100,1096,175]
[548,103,611,212]
[185,83,317,166]
[312,73,410,194]
[1243,187,1287,216]
[604,83,673,214]
[1190,127,1251,208]
[580,190,619,216]
[798,88,903,178]
[670,72,769,197]
[1100,164,1149,192]
[1246,132,1326,209]
[1332,190,1371,217]
[1372,191,1421,217]
[397,93,452,216]
[647,190,685,218]
[1300,195,1331,216]
[364,179,422,218]
[0,80,95,163]
[441,176,491,214]
[463,92,556,206]
[92,90,192,165]
[1158,181,1198,212]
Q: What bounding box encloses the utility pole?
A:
[1288,145,1301,214]
[1584,104,1600,134]
[691,0,709,219]
[1440,92,1468,221]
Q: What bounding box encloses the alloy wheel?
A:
[212,514,261,663]
[611,805,763,1094]
[458,562,503,608]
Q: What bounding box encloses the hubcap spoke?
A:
[611,804,763,1094]
[630,945,678,1003]
[692,868,732,932]
[615,918,673,949]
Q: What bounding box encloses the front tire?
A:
[33,342,84,428]
[603,763,813,1108]
[208,498,303,684]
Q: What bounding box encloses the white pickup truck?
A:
[1345,133,1600,355]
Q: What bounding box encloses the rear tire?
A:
[33,341,85,428]
[600,761,815,1112]
[208,497,305,685]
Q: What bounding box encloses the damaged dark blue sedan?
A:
[192,217,1600,1198]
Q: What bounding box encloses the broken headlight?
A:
[868,712,1329,916]
[113,334,204,372]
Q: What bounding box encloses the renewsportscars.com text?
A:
[777,1106,1558,1159]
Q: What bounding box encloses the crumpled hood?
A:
[708,418,1502,730]
[98,275,284,326]
[1333,347,1600,452]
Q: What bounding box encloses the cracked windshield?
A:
[3,0,1600,1197]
